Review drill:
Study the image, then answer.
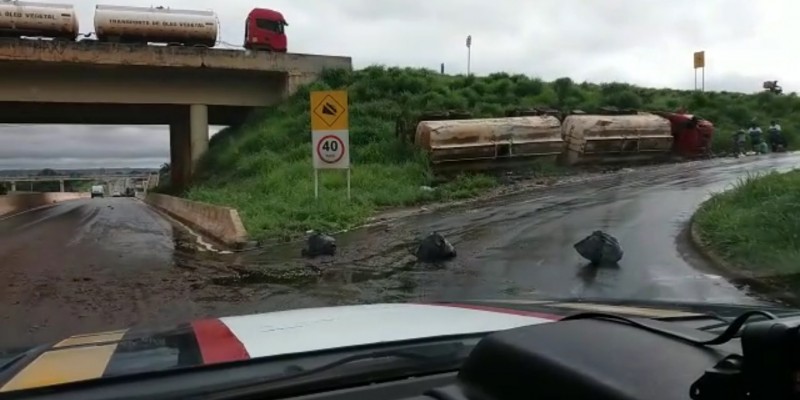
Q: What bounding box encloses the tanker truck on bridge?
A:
[410,109,714,173]
[0,1,288,52]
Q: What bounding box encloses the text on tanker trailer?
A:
[0,1,288,52]
[94,4,218,47]
[0,1,79,40]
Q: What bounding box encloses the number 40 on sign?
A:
[310,90,350,200]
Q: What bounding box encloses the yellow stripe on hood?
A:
[552,302,701,318]
[0,329,128,392]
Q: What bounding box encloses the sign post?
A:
[310,90,350,200]
[466,35,472,76]
[693,51,705,92]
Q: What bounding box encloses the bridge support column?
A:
[59,180,65,192]
[284,72,317,99]
[190,104,209,169]
[10,181,15,192]
[169,104,208,191]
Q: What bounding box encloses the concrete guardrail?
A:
[0,192,90,217]
[143,193,247,248]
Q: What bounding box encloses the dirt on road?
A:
[2,155,798,349]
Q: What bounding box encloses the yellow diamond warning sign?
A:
[311,90,348,131]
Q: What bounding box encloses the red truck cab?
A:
[660,113,715,158]
[244,8,288,52]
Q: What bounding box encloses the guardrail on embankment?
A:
[0,192,90,217]
[143,193,247,248]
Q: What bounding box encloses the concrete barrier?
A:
[144,193,247,248]
[0,192,90,217]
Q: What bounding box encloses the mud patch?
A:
[211,265,321,286]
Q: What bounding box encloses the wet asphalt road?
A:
[374,153,800,305]
[233,153,800,310]
[0,197,208,349]
[1,154,800,348]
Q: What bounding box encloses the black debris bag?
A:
[574,230,623,265]
[302,232,336,258]
[415,232,457,263]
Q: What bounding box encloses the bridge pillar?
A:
[10,181,15,192]
[190,104,209,169]
[169,104,208,191]
[170,119,190,191]
[59,180,65,192]
[284,72,317,99]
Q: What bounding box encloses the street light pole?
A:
[466,35,472,76]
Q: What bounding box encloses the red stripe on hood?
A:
[191,318,250,364]
[427,303,561,320]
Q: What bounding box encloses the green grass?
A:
[186,66,800,240]
[694,170,800,276]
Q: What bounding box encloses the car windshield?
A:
[0,0,798,395]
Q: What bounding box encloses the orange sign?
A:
[693,51,705,69]
[310,90,349,131]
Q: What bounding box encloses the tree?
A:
[553,77,574,109]
[605,90,643,109]
[38,168,58,176]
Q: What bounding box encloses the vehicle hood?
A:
[0,298,795,392]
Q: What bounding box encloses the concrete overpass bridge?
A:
[0,174,156,193]
[0,39,352,190]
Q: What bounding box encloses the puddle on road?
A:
[191,229,449,308]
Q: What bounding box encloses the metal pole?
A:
[346,169,351,200]
[467,47,471,76]
[702,67,705,92]
[314,169,319,199]
[694,69,697,91]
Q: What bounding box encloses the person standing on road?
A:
[734,128,747,156]
[747,121,764,152]
[768,120,786,152]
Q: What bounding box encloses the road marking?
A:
[0,202,61,223]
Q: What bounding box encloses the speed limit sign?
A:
[310,90,351,200]
[312,131,349,169]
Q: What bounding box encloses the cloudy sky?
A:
[0,0,792,170]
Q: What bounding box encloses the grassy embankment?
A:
[186,67,800,240]
[694,171,800,279]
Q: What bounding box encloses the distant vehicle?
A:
[0,2,288,52]
[90,185,104,198]
[124,188,135,197]
[763,80,783,95]
[111,191,121,197]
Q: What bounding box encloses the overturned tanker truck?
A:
[407,108,714,174]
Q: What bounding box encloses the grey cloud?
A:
[0,125,223,169]
[0,158,166,170]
